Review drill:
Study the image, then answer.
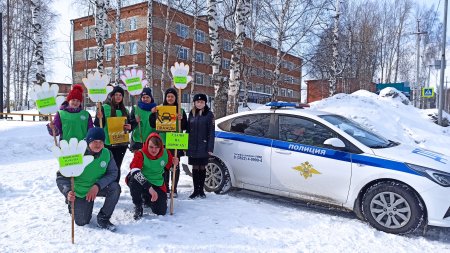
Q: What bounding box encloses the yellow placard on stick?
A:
[166,133,189,150]
[156,106,177,132]
[107,117,129,145]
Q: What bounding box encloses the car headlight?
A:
[406,163,450,187]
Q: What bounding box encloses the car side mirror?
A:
[323,138,345,148]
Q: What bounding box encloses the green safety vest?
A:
[59,110,90,142]
[132,105,155,143]
[103,104,128,145]
[141,149,168,186]
[158,108,185,144]
[74,148,110,198]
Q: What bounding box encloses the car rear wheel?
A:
[204,158,232,194]
[361,181,425,234]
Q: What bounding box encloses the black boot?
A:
[189,169,199,199]
[198,169,206,199]
[133,205,143,220]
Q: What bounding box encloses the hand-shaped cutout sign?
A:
[120,69,148,96]
[82,71,113,102]
[170,62,192,89]
[52,138,94,177]
[29,82,65,114]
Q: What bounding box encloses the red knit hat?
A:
[67,84,84,102]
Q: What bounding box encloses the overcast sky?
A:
[47,0,449,88]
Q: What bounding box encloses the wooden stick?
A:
[97,102,103,128]
[170,89,182,215]
[71,177,75,244]
[49,114,58,147]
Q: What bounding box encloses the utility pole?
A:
[413,19,427,107]
[439,0,448,125]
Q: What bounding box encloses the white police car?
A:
[188,102,450,234]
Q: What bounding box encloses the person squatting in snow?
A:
[126,133,179,220]
[56,127,121,232]
[47,84,93,141]
[149,87,188,198]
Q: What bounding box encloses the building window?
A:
[84,49,90,60]
[195,29,206,43]
[129,41,138,55]
[195,73,204,85]
[119,43,125,56]
[223,39,232,51]
[265,85,272,94]
[84,27,90,39]
[177,46,189,60]
[195,51,204,63]
[129,17,137,30]
[106,46,112,61]
[105,24,112,38]
[222,59,230,69]
[287,89,293,98]
[255,84,263,93]
[176,23,189,39]
[119,20,125,33]
[281,88,287,97]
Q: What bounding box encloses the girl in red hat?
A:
[47,84,93,141]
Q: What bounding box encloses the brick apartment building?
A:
[305,78,376,103]
[72,1,302,104]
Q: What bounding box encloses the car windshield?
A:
[319,114,393,148]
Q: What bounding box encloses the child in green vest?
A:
[149,88,187,198]
[95,85,131,183]
[129,87,157,152]
[126,133,179,220]
[56,127,121,231]
[47,84,93,141]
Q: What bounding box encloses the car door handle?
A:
[218,139,233,145]
[275,150,291,155]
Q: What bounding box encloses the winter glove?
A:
[29,82,65,114]
[120,69,148,96]
[52,138,94,177]
[170,62,192,89]
[130,169,151,190]
[82,70,113,103]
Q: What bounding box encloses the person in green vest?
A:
[47,84,93,141]
[149,88,187,198]
[95,85,131,183]
[126,132,178,220]
[56,127,121,232]
[129,87,157,152]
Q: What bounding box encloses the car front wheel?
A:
[204,158,232,194]
[361,181,425,234]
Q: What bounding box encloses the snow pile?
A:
[310,89,450,155]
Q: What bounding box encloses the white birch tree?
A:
[94,0,109,73]
[114,0,121,85]
[208,0,227,118]
[227,0,250,115]
[145,0,153,85]
[31,0,46,85]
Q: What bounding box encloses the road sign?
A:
[422,87,434,98]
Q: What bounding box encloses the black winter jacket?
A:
[186,105,215,158]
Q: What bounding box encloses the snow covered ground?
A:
[1,91,450,252]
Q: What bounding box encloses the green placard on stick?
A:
[89,88,107,95]
[166,133,189,150]
[36,97,56,109]
[174,76,187,84]
[59,154,83,168]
